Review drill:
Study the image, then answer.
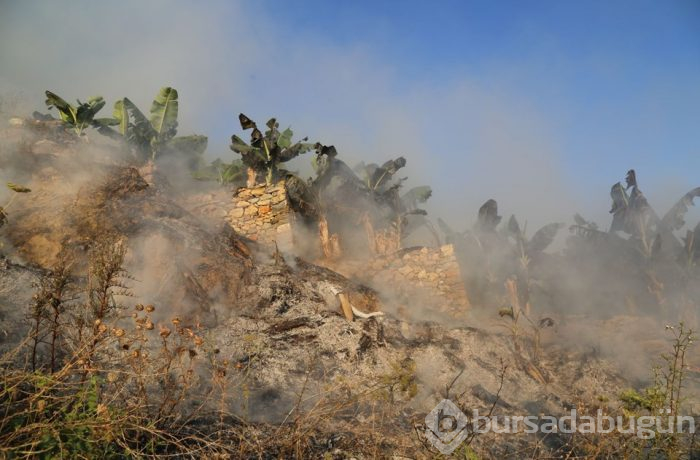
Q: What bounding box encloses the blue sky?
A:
[1,0,699,228]
[267,0,700,181]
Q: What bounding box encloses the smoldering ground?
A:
[1,4,699,454]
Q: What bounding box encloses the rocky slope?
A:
[0,121,695,458]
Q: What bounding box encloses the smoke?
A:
[1,0,580,233]
[1,0,699,406]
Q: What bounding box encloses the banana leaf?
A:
[113,99,129,136]
[507,215,522,238]
[660,187,700,231]
[401,186,432,211]
[230,135,257,154]
[528,223,564,254]
[476,199,501,233]
[76,96,106,123]
[239,113,256,130]
[278,141,313,162]
[150,87,179,142]
[369,157,406,190]
[45,91,77,124]
[609,182,629,232]
[7,182,31,193]
[277,127,293,149]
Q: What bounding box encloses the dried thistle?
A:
[159,326,172,338]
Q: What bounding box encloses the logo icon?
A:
[425,399,469,454]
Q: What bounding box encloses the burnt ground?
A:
[0,124,698,458]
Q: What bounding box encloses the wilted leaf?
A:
[401,186,432,211]
[230,134,256,154]
[660,187,700,231]
[498,307,514,319]
[239,113,256,130]
[477,199,501,233]
[369,157,406,190]
[7,182,31,193]
[609,182,629,232]
[528,223,564,254]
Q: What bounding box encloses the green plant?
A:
[96,87,208,165]
[44,91,107,137]
[0,236,229,458]
[354,156,433,251]
[0,182,31,230]
[230,114,313,185]
[191,158,246,185]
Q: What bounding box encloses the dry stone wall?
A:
[226,181,293,248]
[335,244,470,315]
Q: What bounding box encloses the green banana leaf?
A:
[150,87,179,142]
[113,99,129,136]
[45,91,77,124]
[277,127,293,149]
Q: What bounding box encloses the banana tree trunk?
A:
[246,167,257,187]
[319,215,333,259]
[361,213,377,254]
[139,160,156,186]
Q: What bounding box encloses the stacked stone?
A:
[364,244,470,310]
[227,181,292,245]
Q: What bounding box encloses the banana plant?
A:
[352,156,433,249]
[230,114,314,185]
[44,91,108,137]
[608,169,700,260]
[355,157,407,193]
[95,87,207,165]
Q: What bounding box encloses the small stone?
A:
[236,200,251,208]
[244,205,258,216]
[272,202,287,212]
[230,208,244,218]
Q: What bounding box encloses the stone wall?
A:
[335,244,470,316]
[226,181,294,248]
